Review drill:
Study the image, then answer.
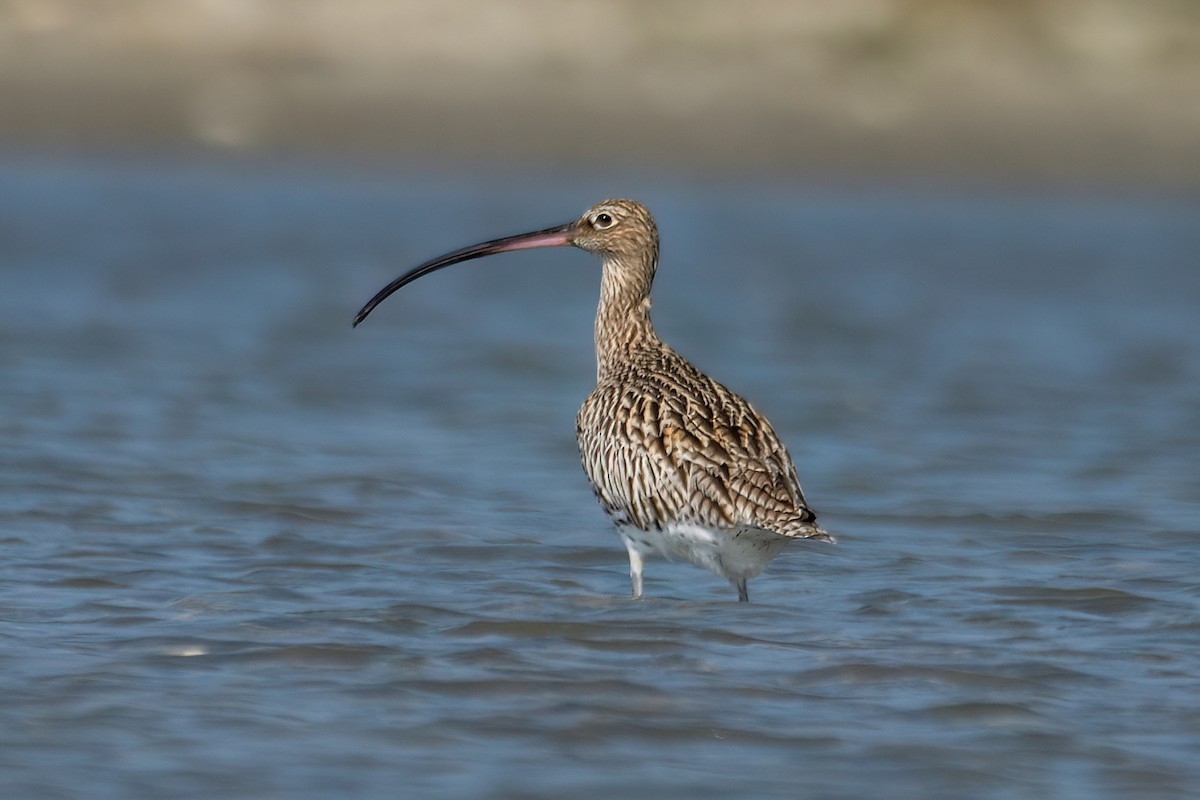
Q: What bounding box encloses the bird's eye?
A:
[592,212,616,229]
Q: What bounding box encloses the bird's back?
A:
[576,343,828,542]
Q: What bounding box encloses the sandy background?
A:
[2,0,1199,187]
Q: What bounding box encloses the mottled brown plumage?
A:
[354,198,832,601]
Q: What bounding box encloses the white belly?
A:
[620,523,790,584]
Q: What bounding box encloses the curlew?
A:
[354,199,833,601]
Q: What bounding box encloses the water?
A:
[1,156,1198,799]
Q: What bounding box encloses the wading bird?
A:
[354,199,833,601]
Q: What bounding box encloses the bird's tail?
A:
[802,524,836,544]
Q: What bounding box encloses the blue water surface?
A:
[1,155,1198,799]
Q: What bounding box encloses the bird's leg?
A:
[735,578,749,603]
[623,538,645,599]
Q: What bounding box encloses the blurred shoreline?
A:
[3,0,1199,189]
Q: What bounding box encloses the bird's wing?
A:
[577,357,827,540]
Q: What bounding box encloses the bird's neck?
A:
[594,252,660,380]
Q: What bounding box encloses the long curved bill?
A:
[353,222,575,327]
